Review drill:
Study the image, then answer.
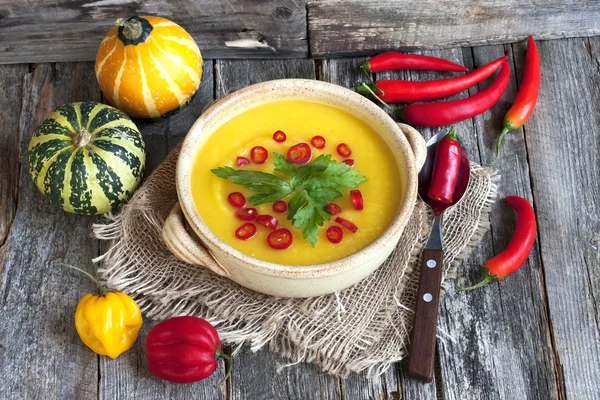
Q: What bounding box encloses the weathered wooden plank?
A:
[0,62,100,399]
[214,58,338,400]
[321,56,412,400]
[99,62,224,400]
[0,0,308,64]
[0,64,28,247]
[308,0,600,57]
[428,44,562,400]
[521,37,600,399]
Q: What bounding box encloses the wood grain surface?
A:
[1,36,600,400]
[0,0,308,63]
[309,0,600,57]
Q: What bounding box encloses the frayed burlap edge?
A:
[92,145,499,377]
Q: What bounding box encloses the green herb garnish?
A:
[211,153,367,247]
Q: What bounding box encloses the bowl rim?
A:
[176,78,418,278]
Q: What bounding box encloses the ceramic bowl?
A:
[162,79,426,298]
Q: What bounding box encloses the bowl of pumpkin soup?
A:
[162,79,426,298]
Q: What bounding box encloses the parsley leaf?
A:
[211,153,367,246]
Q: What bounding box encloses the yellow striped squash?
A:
[28,102,146,215]
[95,16,203,119]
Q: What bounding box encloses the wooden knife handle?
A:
[407,248,444,382]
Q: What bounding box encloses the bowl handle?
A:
[162,203,230,277]
[397,123,427,172]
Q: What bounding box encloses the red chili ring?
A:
[327,203,342,215]
[237,157,250,167]
[228,192,246,208]
[326,226,343,244]
[256,214,279,230]
[273,130,287,143]
[342,159,354,167]
[310,135,326,149]
[337,143,352,157]
[272,200,288,213]
[235,207,258,221]
[235,223,256,240]
[250,146,269,164]
[287,143,312,164]
[335,217,358,233]
[350,190,364,210]
[267,228,293,250]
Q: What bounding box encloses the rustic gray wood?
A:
[98,62,227,400]
[0,63,101,399]
[0,64,28,247]
[308,0,600,57]
[0,0,308,64]
[521,37,600,399]
[214,58,340,400]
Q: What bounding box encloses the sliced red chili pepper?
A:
[235,207,257,221]
[362,52,468,73]
[398,61,510,127]
[350,190,364,210]
[337,143,352,158]
[327,203,342,215]
[360,56,507,103]
[256,214,278,230]
[287,143,312,164]
[326,226,343,244]
[310,135,326,149]
[273,130,286,143]
[272,200,288,213]
[335,217,358,233]
[250,146,268,164]
[235,223,256,240]
[342,159,355,167]
[227,192,246,208]
[237,157,250,167]
[458,196,536,291]
[267,228,293,250]
[427,127,460,204]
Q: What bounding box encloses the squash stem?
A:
[73,128,92,148]
[116,17,143,41]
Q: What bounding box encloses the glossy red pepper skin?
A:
[368,56,507,103]
[459,196,537,291]
[492,36,540,163]
[398,60,510,127]
[362,52,468,73]
[146,316,230,384]
[427,127,460,204]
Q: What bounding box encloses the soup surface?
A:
[191,100,404,265]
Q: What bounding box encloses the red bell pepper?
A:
[146,316,231,384]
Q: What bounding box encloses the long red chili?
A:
[360,56,507,103]
[491,36,540,164]
[146,316,231,384]
[427,127,461,204]
[398,60,510,127]
[458,196,537,291]
[362,52,468,73]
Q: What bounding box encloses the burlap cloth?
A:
[92,144,498,377]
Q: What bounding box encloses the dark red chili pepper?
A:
[359,56,507,103]
[458,196,536,291]
[361,52,468,73]
[427,127,460,204]
[491,36,540,164]
[146,316,231,384]
[398,60,510,127]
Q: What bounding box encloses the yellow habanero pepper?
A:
[75,292,143,359]
[60,263,142,359]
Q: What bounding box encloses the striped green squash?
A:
[28,102,146,215]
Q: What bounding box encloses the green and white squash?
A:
[28,102,146,215]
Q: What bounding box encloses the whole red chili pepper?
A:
[427,126,461,204]
[458,196,537,291]
[146,316,231,384]
[361,52,468,73]
[398,60,510,127]
[491,36,540,164]
[359,56,507,103]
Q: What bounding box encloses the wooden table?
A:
[1,2,599,399]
